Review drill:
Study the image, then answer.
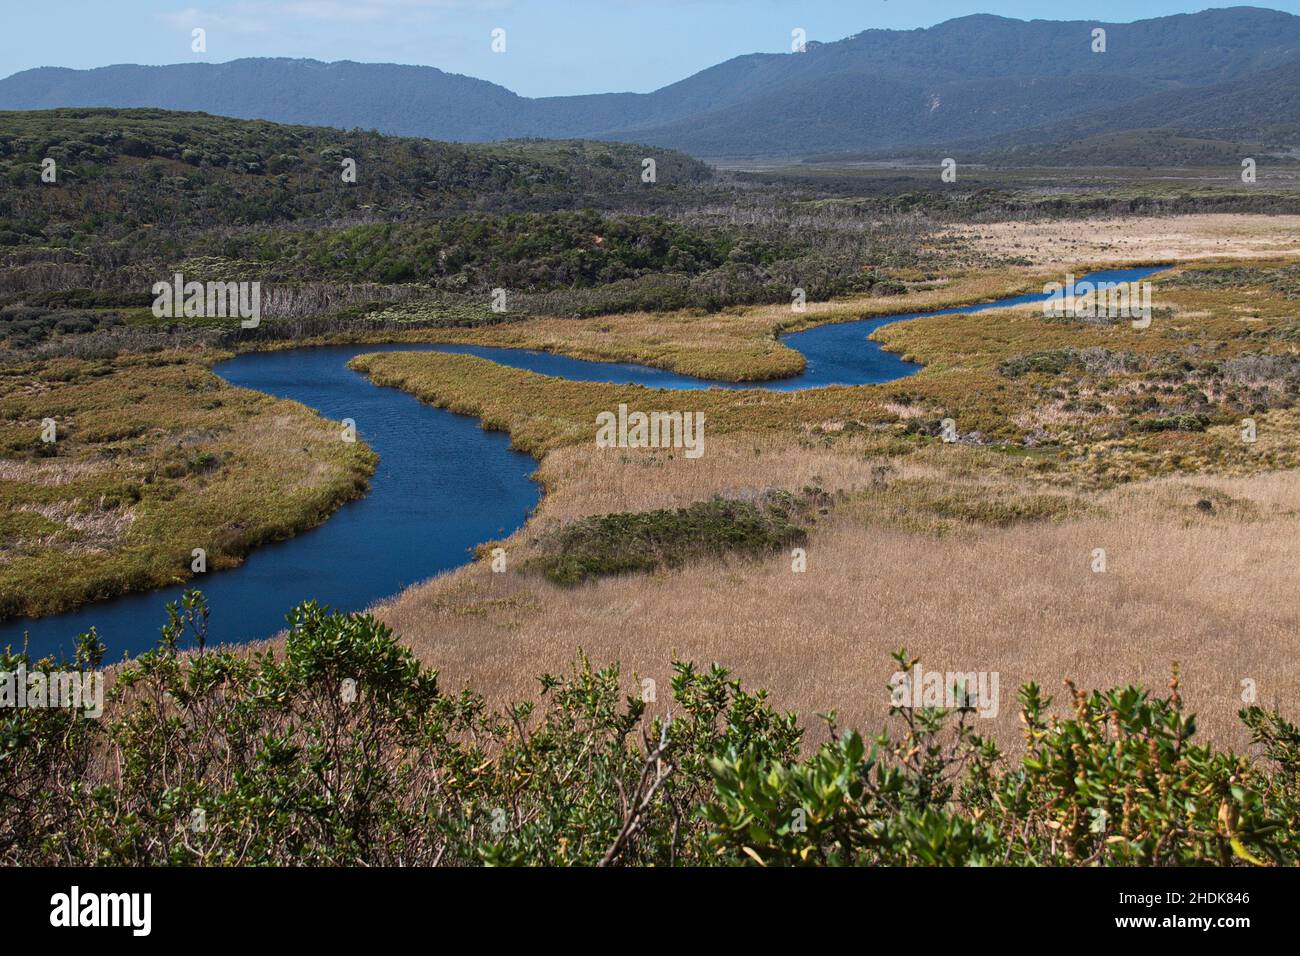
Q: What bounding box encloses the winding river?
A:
[2,267,1165,658]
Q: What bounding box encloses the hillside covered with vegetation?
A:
[0,108,931,339]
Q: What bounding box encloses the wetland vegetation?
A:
[2,106,1299,869]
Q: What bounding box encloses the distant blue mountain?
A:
[2,8,1297,157]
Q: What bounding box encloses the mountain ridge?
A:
[2,7,1298,158]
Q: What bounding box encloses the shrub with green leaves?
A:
[2,599,1296,866]
[1133,412,1212,433]
[525,492,813,586]
[0,304,123,348]
[707,653,1298,866]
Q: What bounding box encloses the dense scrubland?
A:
[0,108,924,335]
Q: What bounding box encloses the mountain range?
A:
[1,7,1298,159]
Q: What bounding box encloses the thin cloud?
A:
[160,5,274,33]
[282,2,388,21]
[162,0,514,30]
[283,0,514,21]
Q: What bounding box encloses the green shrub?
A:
[706,651,1298,866]
[1133,412,1212,432]
[0,305,123,346]
[2,600,1297,866]
[997,349,1081,378]
[526,492,812,586]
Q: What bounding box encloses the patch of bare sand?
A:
[944,214,1300,267]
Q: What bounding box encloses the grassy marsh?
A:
[352,252,1300,751]
[0,351,375,620]
[351,256,1300,482]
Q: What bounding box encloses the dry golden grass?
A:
[294,264,1077,382]
[943,213,1300,267]
[353,238,1300,754]
[373,453,1300,756]
[292,214,1294,389]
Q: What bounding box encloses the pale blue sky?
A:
[2,2,1298,97]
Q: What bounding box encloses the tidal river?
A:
[2,267,1166,658]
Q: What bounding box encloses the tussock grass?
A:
[373,462,1300,756]
[0,351,375,619]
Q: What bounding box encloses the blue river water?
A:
[1,267,1166,659]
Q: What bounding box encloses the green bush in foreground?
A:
[2,593,1297,866]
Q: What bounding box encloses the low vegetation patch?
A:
[0,304,126,349]
[526,491,813,586]
[997,346,1144,379]
[1133,412,1212,433]
[1165,262,1300,297]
